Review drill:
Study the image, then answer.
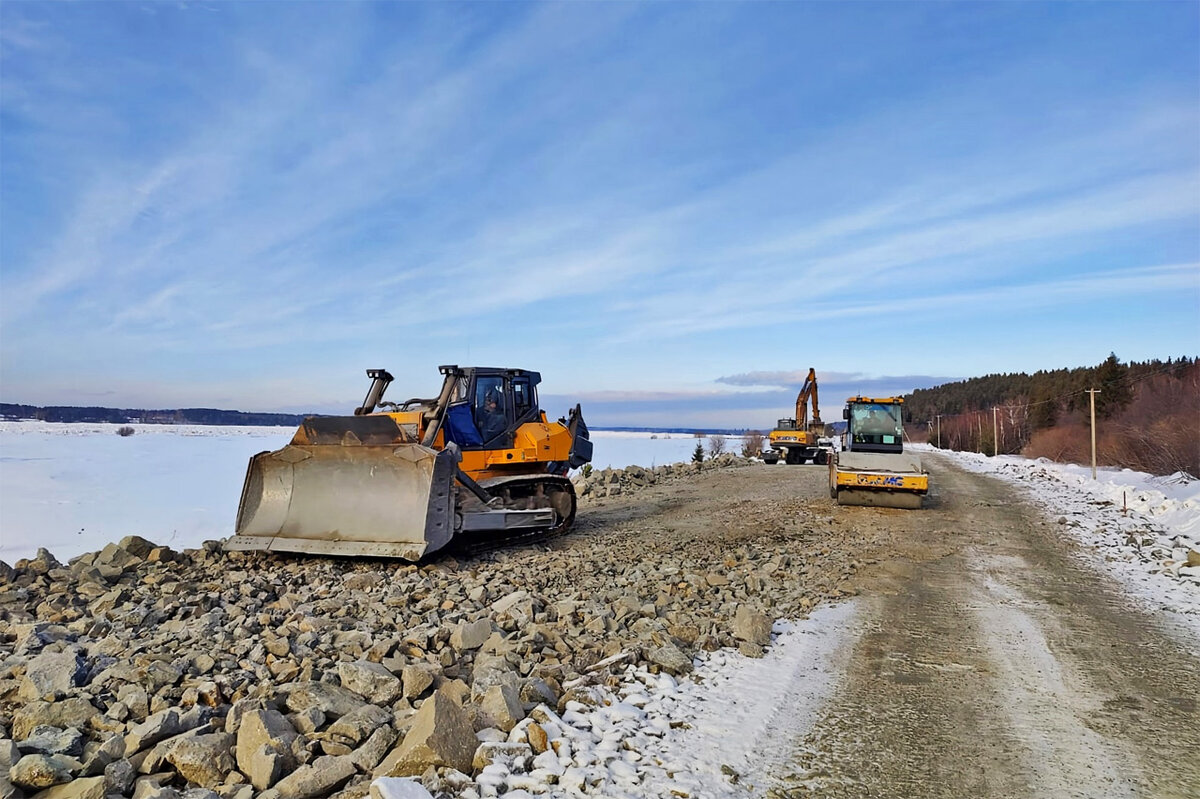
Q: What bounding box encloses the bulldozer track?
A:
[449,475,577,558]
[450,519,572,557]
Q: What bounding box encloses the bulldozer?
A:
[224,365,593,560]
[762,368,831,465]
[828,396,928,508]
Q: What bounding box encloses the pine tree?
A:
[1029,386,1059,430]
[692,440,705,463]
[1093,353,1132,419]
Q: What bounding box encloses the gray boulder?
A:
[479,684,524,732]
[337,661,401,706]
[29,775,106,799]
[372,691,475,778]
[400,665,435,701]
[124,708,187,753]
[732,605,773,645]
[236,708,298,790]
[327,704,392,747]
[647,642,693,675]
[9,752,74,790]
[16,725,83,757]
[266,754,357,799]
[163,732,236,788]
[20,650,88,701]
[348,724,399,772]
[449,619,491,652]
[12,698,98,740]
[279,682,368,720]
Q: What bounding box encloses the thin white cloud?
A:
[717,370,873,389]
[2,4,1197,415]
[604,166,1199,343]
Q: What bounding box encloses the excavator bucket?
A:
[225,416,458,560]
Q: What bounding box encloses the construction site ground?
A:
[571,453,1200,798]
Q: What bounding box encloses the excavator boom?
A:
[795,368,821,429]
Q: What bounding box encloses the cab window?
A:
[513,377,534,420]
[473,377,506,432]
[853,403,902,442]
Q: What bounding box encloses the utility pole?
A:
[1086,388,1101,479]
[992,407,999,456]
[935,415,942,449]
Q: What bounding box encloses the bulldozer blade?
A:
[226,442,457,560]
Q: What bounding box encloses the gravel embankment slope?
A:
[1,458,882,799]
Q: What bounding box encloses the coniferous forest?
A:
[902,355,1199,477]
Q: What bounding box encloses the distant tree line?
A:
[0,403,306,427]
[902,355,1198,476]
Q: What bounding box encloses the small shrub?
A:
[692,441,705,463]
[116,426,136,437]
[741,430,765,458]
[581,463,593,478]
[707,435,726,457]
[1023,424,1086,464]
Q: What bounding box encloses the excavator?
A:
[762,368,831,465]
[224,366,592,560]
[829,396,928,508]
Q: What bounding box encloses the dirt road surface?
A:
[574,454,1200,799]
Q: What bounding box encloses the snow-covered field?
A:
[0,422,726,565]
[2,422,1198,799]
[0,421,291,565]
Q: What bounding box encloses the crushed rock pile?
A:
[571,453,753,501]
[0,456,861,799]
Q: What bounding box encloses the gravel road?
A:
[727,454,1200,799]
[568,454,1199,798]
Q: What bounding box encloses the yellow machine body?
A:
[225,366,592,560]
[829,396,929,509]
[764,368,830,465]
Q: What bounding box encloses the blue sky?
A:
[2,2,1197,429]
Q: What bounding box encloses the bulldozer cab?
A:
[442,368,543,450]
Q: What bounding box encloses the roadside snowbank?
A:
[923,445,1200,631]
[377,602,861,799]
